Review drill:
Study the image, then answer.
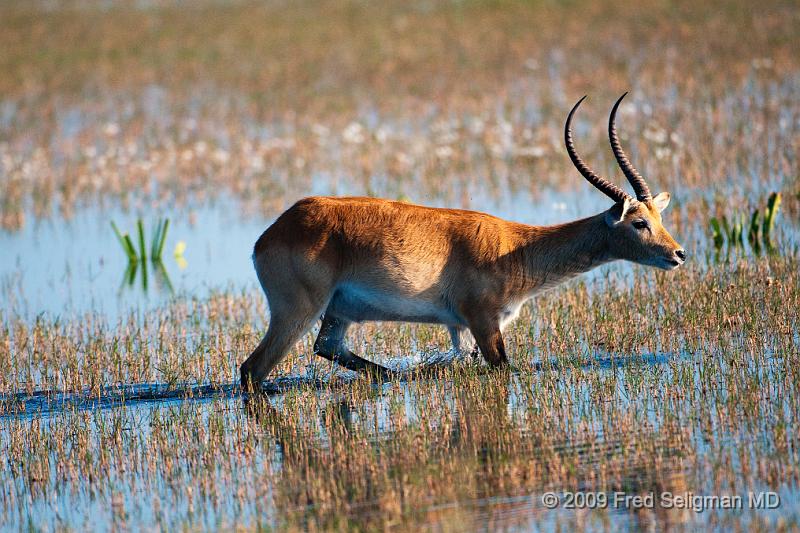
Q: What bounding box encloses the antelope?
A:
[240,93,685,388]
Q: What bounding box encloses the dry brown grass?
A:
[0,0,798,230]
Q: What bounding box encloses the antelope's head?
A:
[565,93,686,270]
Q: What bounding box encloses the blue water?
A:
[0,198,269,320]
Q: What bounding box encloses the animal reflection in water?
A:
[243,376,693,530]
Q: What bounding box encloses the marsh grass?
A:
[2,0,800,530]
[1,254,798,530]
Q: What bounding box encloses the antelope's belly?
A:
[327,283,462,325]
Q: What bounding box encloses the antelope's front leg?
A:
[461,307,508,367]
[448,326,478,359]
[470,325,507,367]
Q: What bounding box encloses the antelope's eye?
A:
[632,220,649,230]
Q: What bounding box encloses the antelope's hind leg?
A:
[240,271,330,390]
[314,314,392,379]
[240,308,323,391]
[242,236,341,390]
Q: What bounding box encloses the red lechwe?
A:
[241,93,685,388]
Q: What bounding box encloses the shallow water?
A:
[2,170,798,533]
[0,34,796,533]
[0,198,268,320]
[2,0,800,529]
[2,349,797,531]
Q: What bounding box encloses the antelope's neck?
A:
[517,214,614,292]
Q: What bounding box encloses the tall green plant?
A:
[112,218,174,293]
[709,192,781,255]
[763,192,781,246]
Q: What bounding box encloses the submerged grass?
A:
[1,254,796,398]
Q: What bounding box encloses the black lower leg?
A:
[316,346,391,376]
[314,315,392,378]
[469,324,508,368]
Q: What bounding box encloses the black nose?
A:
[675,249,686,261]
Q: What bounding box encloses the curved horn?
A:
[609,92,651,201]
[565,96,631,204]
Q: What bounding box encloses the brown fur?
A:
[241,195,683,387]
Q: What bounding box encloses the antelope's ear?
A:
[651,192,671,212]
[605,197,634,227]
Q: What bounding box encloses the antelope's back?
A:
[253,196,521,281]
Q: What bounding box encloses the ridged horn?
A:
[609,92,652,201]
[564,96,631,204]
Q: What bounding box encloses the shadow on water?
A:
[0,378,320,419]
[0,349,682,419]
[529,350,682,372]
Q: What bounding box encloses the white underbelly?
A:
[327,283,462,325]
